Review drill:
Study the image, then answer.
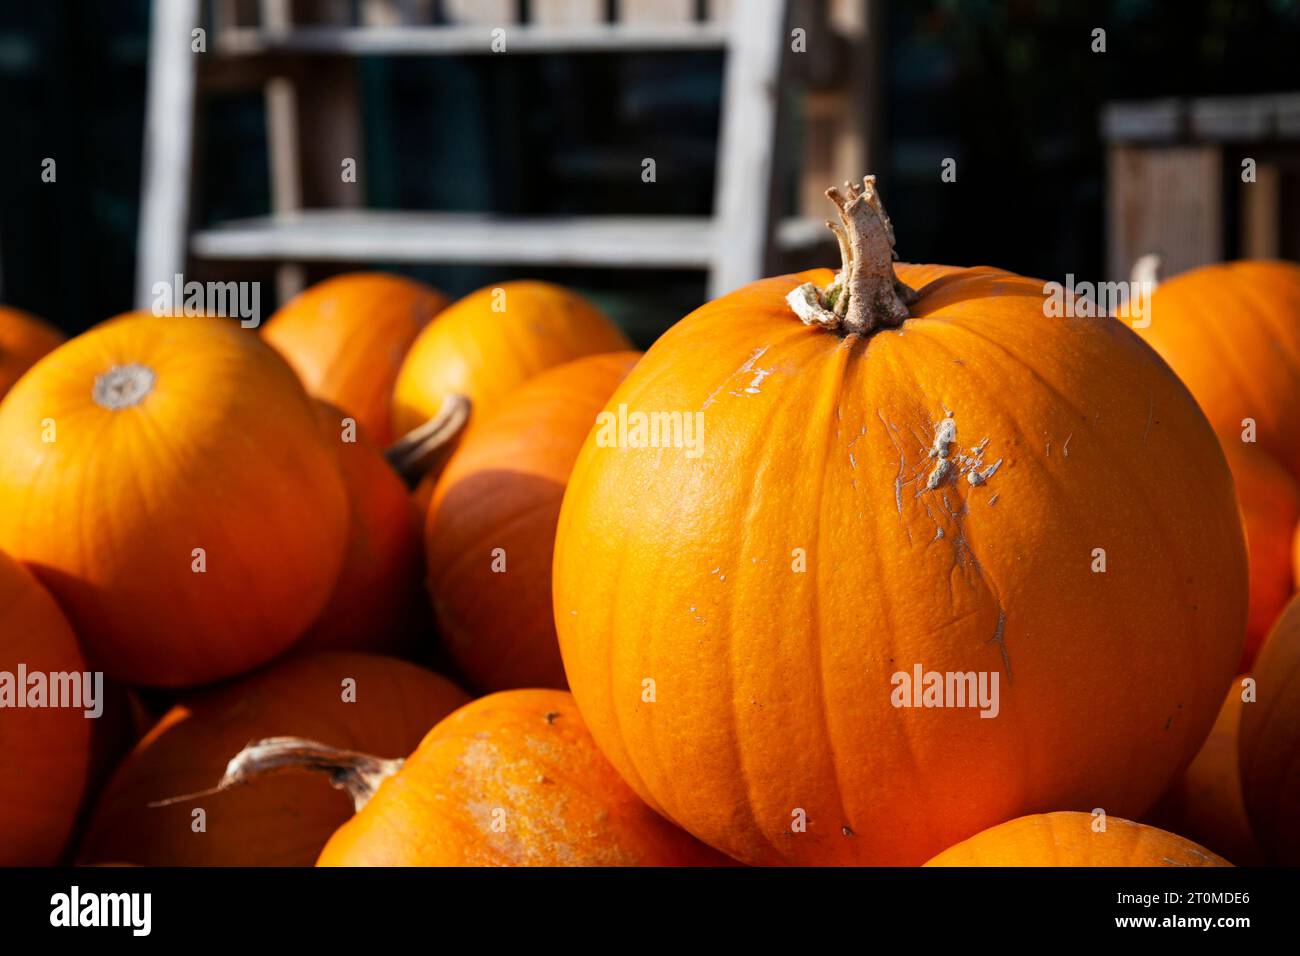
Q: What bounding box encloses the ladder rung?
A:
[213,23,732,57]
[190,211,829,268]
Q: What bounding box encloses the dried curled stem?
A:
[384,393,471,489]
[148,737,403,813]
[786,175,918,335]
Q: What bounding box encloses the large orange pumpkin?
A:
[77,652,468,867]
[1146,676,1260,865]
[310,689,728,866]
[1240,594,1300,864]
[1220,440,1299,667]
[0,314,350,686]
[0,305,65,399]
[296,402,426,655]
[553,177,1247,866]
[390,280,630,437]
[0,549,92,865]
[426,351,641,691]
[923,812,1229,866]
[262,272,448,445]
[1134,260,1300,482]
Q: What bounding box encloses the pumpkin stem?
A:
[1130,253,1161,291]
[786,175,917,335]
[384,393,471,489]
[1122,253,1160,324]
[205,736,402,812]
[93,364,156,410]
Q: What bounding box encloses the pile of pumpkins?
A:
[1,177,1297,868]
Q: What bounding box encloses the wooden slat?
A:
[796,0,871,217]
[212,0,258,32]
[213,22,730,54]
[284,2,365,210]
[361,0,404,27]
[800,90,843,219]
[1283,164,1300,260]
[533,0,605,25]
[265,78,301,214]
[1191,96,1275,142]
[1101,99,1184,144]
[710,0,790,297]
[262,0,309,300]
[707,0,734,22]
[1106,145,1222,282]
[781,0,836,87]
[402,0,436,23]
[191,210,826,267]
[829,0,864,30]
[294,61,365,212]
[264,0,370,300]
[283,0,350,23]
[135,0,202,308]
[1104,95,1300,145]
[195,212,716,266]
[776,216,830,251]
[261,0,299,224]
[1241,161,1281,259]
[442,0,519,24]
[1278,95,1300,139]
[619,0,694,22]
[196,52,280,92]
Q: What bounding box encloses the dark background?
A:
[2,0,1298,341]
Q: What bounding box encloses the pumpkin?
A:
[426,351,641,691]
[77,652,469,867]
[553,177,1247,866]
[0,549,92,865]
[295,401,426,655]
[1134,259,1300,483]
[76,679,150,838]
[923,812,1229,866]
[1239,594,1300,864]
[0,313,350,686]
[1293,519,1300,597]
[297,394,468,656]
[262,272,448,445]
[1220,440,1299,668]
[0,305,65,399]
[1145,676,1260,865]
[390,280,630,437]
[300,688,727,865]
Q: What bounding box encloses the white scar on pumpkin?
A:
[702,346,770,409]
[920,412,1003,493]
[875,409,907,518]
[744,368,772,394]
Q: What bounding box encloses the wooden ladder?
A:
[137,0,875,309]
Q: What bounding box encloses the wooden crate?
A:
[1102,95,1300,281]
